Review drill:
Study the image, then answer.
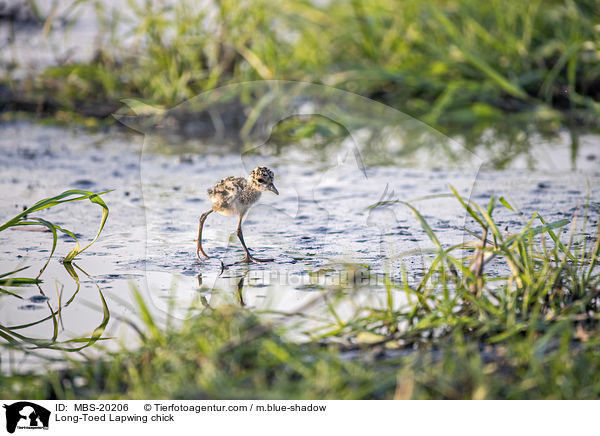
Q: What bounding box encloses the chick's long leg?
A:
[197,209,213,260]
[236,213,273,263]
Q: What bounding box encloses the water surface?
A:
[0,121,598,371]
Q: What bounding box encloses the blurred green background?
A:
[1,0,599,138]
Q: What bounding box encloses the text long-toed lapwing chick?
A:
[197,166,279,263]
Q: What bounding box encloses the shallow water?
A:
[0,121,598,371]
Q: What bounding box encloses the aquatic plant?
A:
[0,190,111,353]
[0,189,109,285]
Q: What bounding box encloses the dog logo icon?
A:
[3,402,50,433]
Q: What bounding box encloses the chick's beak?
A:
[268,184,279,195]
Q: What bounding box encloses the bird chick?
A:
[197,166,279,263]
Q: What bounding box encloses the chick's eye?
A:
[258,178,265,183]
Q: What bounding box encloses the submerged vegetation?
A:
[1,191,599,399]
[2,0,600,138]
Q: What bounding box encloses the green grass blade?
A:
[537,215,575,261]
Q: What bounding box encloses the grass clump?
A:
[2,302,397,400]
[3,297,600,400]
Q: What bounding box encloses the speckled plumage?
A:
[197,166,279,263]
[207,176,261,216]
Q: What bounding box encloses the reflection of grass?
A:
[0,189,110,284]
[2,193,598,400]
[5,0,600,136]
[0,190,111,353]
[0,263,110,352]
